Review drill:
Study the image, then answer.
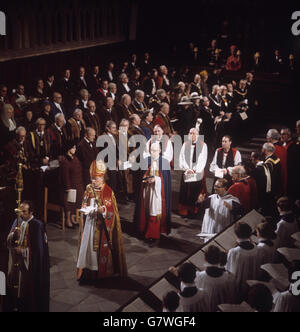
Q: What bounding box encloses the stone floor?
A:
[48,171,214,312]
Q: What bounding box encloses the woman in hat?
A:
[177,96,194,138]
[59,141,84,228]
[77,160,127,281]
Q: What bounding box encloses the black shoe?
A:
[148,238,159,248]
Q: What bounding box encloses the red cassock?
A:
[139,168,167,239]
[228,180,252,213]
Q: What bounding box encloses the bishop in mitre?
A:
[77,160,127,282]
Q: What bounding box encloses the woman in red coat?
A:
[60,142,84,228]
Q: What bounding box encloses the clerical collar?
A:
[90,112,95,116]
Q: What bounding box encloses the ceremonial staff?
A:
[7,163,24,311]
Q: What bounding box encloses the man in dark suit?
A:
[143,69,159,99]
[95,80,109,109]
[128,114,147,203]
[50,92,68,119]
[98,97,119,131]
[78,89,90,112]
[44,73,57,99]
[117,73,132,99]
[89,65,102,97]
[100,120,119,195]
[77,127,98,187]
[139,52,152,78]
[102,62,116,83]
[76,66,91,94]
[57,69,75,111]
[83,100,102,137]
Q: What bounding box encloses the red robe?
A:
[228,180,252,213]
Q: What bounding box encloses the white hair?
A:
[135,90,144,98]
[55,113,65,121]
[108,82,116,89]
[189,128,199,135]
[263,142,275,154]
[79,89,89,98]
[233,165,246,177]
[157,89,166,97]
[212,85,220,91]
[119,73,128,81]
[73,108,82,116]
[16,126,26,135]
[267,129,280,141]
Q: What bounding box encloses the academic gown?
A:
[8,217,50,312]
[134,157,172,239]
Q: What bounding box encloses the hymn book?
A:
[150,278,178,301]
[276,247,300,263]
[122,298,155,312]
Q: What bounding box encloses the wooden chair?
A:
[44,187,65,230]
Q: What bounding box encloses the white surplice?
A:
[201,194,240,234]
[179,142,208,182]
[144,160,162,217]
[226,243,260,289]
[77,199,106,271]
[273,288,300,312]
[195,270,237,312]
